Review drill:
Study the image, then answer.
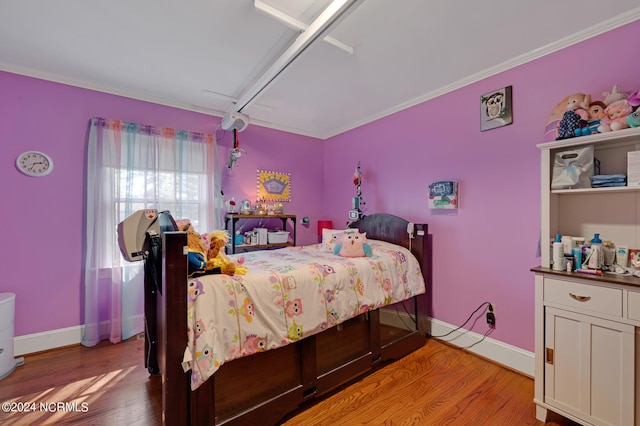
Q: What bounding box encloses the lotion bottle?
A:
[588,233,603,270]
[552,234,564,271]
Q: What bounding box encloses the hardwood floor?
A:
[0,336,161,425]
[0,336,577,425]
[283,339,577,426]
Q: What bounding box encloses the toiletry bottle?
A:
[588,233,603,270]
[616,245,629,268]
[572,247,582,271]
[552,234,564,271]
[561,236,575,255]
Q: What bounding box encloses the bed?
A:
[145,213,430,425]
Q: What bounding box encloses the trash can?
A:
[0,293,16,380]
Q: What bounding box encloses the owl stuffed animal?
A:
[334,230,372,258]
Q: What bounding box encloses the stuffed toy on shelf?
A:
[599,99,634,132]
[627,89,640,109]
[627,109,640,128]
[556,93,590,140]
[602,84,628,106]
[574,97,607,137]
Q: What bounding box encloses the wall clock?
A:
[16,151,54,177]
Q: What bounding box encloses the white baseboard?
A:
[380,309,534,377]
[14,312,534,377]
[14,314,144,356]
[14,325,84,356]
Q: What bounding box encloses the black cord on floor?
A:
[458,326,494,349]
[429,301,491,338]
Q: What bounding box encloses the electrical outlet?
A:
[486,303,496,327]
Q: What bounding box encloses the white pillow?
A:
[322,228,358,252]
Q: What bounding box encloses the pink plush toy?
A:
[628,90,640,109]
[334,230,372,257]
[598,99,634,132]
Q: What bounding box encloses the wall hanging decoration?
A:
[480,85,512,131]
[349,161,366,220]
[257,170,291,202]
[428,181,458,209]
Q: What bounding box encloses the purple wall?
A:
[1,19,638,352]
[323,20,640,351]
[0,72,323,337]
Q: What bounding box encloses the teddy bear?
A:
[598,99,634,132]
[556,93,590,140]
[206,230,247,276]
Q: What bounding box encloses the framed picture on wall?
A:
[480,85,513,131]
[257,170,291,202]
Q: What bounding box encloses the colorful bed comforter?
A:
[182,240,426,390]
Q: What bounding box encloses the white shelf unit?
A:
[539,127,640,268]
[534,127,640,426]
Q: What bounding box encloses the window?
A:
[83,118,222,346]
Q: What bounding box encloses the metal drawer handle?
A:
[569,293,591,302]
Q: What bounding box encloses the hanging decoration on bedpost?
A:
[227,129,247,170]
[349,161,365,221]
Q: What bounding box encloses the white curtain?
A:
[82,118,222,346]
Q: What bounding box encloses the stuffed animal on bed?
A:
[206,230,247,275]
[180,222,214,277]
[334,230,372,257]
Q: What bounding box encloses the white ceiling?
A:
[1,1,639,139]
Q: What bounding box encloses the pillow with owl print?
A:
[322,228,358,252]
[334,230,373,258]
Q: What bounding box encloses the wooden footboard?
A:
[153,214,430,425]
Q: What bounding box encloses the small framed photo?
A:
[480,86,512,131]
[428,181,458,209]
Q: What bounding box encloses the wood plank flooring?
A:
[0,336,161,425]
[0,336,576,425]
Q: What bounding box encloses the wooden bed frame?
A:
[145,213,430,425]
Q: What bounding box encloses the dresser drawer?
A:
[628,290,640,322]
[543,278,622,317]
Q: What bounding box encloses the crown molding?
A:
[2,8,638,141]
[322,9,640,139]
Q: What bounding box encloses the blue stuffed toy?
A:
[628,109,640,128]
